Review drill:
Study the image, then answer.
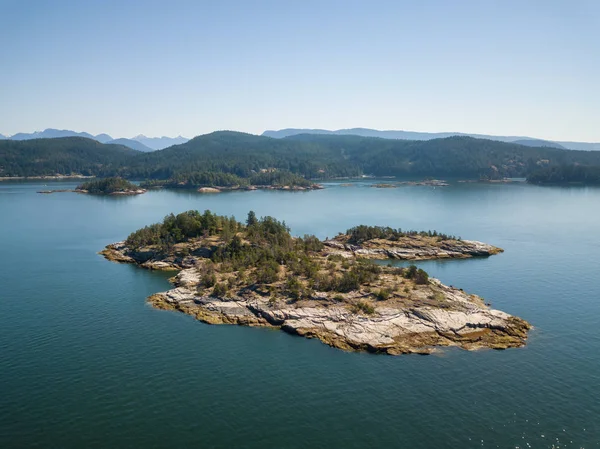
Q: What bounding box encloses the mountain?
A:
[123,132,600,180]
[131,135,189,151]
[554,141,600,151]
[282,133,600,178]
[262,128,599,151]
[8,128,114,142]
[107,138,154,152]
[0,137,138,177]
[1,129,188,149]
[512,139,566,149]
[0,134,6,140]
[262,127,532,141]
[94,133,113,143]
[5,132,600,180]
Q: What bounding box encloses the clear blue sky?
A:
[1,0,599,141]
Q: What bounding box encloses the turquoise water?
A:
[1,180,599,448]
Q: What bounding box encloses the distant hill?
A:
[512,139,566,149]
[0,137,137,177]
[94,133,113,144]
[263,127,532,141]
[554,141,600,151]
[121,132,600,180]
[283,133,600,178]
[131,135,189,150]
[262,128,600,151]
[107,138,154,152]
[4,132,600,180]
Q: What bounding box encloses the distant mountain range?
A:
[262,128,600,151]
[131,134,189,151]
[105,138,154,152]
[0,129,188,151]
[510,139,566,149]
[9,129,105,141]
[4,127,598,152]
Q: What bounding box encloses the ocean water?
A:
[1,180,599,448]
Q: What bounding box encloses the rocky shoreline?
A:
[194,184,325,193]
[100,226,529,356]
[372,179,450,188]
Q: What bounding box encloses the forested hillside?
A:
[285,134,600,178]
[527,165,600,185]
[0,137,137,177]
[3,131,600,182]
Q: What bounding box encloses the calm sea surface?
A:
[1,180,599,448]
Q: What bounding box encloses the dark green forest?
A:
[527,165,600,185]
[0,137,136,177]
[3,131,600,183]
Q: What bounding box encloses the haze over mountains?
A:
[262,128,599,151]
[0,129,188,151]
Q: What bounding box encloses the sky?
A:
[1,0,599,141]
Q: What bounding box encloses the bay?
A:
[1,180,599,448]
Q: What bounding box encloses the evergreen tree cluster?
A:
[77,177,138,194]
[345,225,458,244]
[527,164,600,185]
[123,210,436,296]
[125,210,241,249]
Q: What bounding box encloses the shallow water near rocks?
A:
[1,180,599,448]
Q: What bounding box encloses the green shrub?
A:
[286,276,302,300]
[414,269,429,285]
[403,265,429,285]
[212,283,227,297]
[255,260,280,284]
[375,288,391,301]
[351,300,375,315]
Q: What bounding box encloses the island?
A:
[100,210,530,355]
[141,170,324,192]
[37,177,147,195]
[75,177,146,195]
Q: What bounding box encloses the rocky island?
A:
[101,210,530,355]
[76,177,146,195]
[37,177,146,195]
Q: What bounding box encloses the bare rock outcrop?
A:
[324,235,503,260]
[143,267,529,354]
